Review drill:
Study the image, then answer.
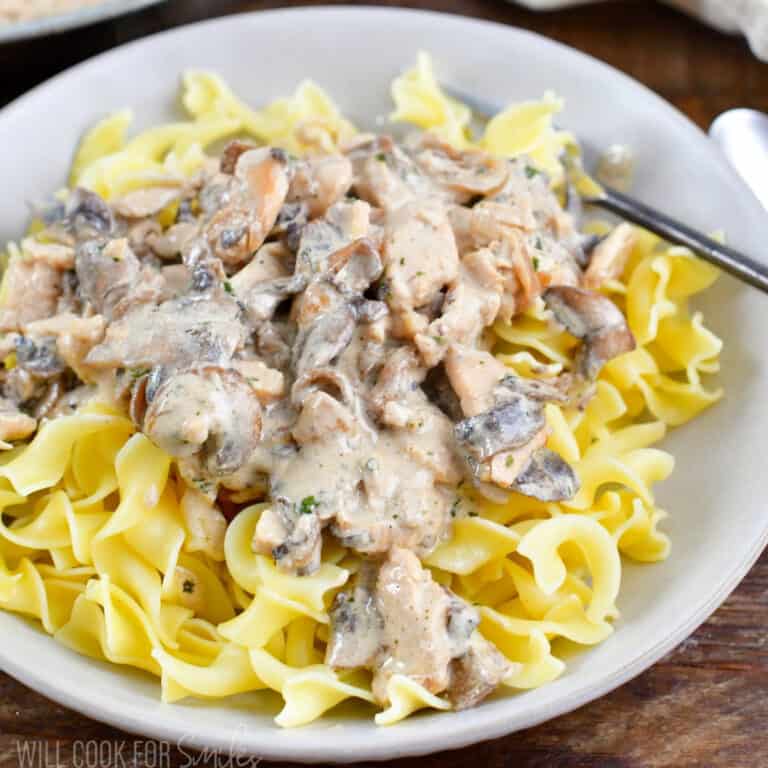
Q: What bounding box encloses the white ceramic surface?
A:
[1,7,767,762]
[0,0,166,44]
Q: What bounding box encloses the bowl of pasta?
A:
[0,6,766,762]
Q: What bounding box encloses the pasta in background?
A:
[0,54,723,726]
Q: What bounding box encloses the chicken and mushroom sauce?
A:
[0,129,639,710]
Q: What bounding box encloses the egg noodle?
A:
[0,53,722,726]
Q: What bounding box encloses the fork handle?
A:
[589,186,768,294]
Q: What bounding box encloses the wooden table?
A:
[1,2,767,766]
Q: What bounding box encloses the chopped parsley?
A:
[505,454,516,467]
[434,335,446,345]
[223,280,234,295]
[400,257,406,266]
[128,367,150,380]
[375,152,387,162]
[299,496,319,515]
[532,256,540,271]
[525,165,540,179]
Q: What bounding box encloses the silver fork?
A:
[442,84,768,295]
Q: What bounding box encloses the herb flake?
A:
[299,496,319,515]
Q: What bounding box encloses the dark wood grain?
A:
[2,1,768,766]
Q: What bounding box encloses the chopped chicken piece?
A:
[583,222,636,289]
[289,154,353,218]
[0,397,36,445]
[203,147,290,266]
[234,359,285,402]
[444,346,509,417]
[416,247,503,366]
[0,257,62,332]
[180,486,227,561]
[383,199,459,320]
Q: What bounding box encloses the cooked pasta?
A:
[0,53,722,727]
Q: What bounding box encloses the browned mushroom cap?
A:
[543,285,635,378]
[512,447,580,501]
[454,396,546,464]
[291,367,355,407]
[414,136,509,202]
[143,366,262,481]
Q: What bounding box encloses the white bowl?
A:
[0,0,166,45]
[1,7,766,762]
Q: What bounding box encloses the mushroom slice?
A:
[414,136,509,202]
[86,295,245,370]
[447,633,513,710]
[143,366,262,483]
[291,367,354,408]
[511,447,580,501]
[64,187,116,238]
[252,496,322,574]
[14,336,65,379]
[292,287,357,377]
[583,222,636,290]
[238,273,308,326]
[543,286,635,378]
[493,372,574,406]
[353,298,388,325]
[75,238,141,319]
[328,239,383,295]
[326,561,383,669]
[295,199,372,279]
[454,396,545,463]
[272,201,309,252]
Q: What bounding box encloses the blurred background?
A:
[2,0,768,128]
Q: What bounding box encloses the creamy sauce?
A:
[1,129,637,710]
